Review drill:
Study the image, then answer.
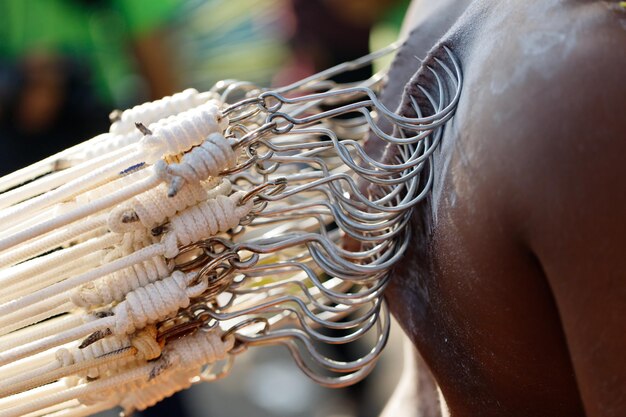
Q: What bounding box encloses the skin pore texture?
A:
[375,1,626,416]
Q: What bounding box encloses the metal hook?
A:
[239,177,288,205]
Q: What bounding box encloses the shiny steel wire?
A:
[159,44,462,386]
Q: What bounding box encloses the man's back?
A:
[379,1,626,415]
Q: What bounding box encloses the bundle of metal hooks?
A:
[0,42,461,417]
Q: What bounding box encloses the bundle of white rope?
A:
[0,89,249,416]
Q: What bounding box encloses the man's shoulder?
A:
[458,0,626,124]
[449,0,626,235]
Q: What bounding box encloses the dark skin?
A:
[374,1,626,416]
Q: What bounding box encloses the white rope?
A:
[0,234,120,291]
[0,144,130,211]
[0,381,68,411]
[0,319,108,368]
[0,102,226,251]
[70,256,170,309]
[0,72,353,416]
[0,215,108,269]
[138,103,227,164]
[0,315,82,351]
[0,364,151,417]
[0,191,252,321]
[0,89,217,199]
[109,89,215,135]
[81,329,234,414]
[0,329,233,417]
[36,400,118,417]
[0,294,70,336]
[162,192,254,257]
[0,268,202,360]
[113,271,205,334]
[22,400,80,417]
[0,175,160,253]
[163,133,237,196]
[0,251,104,305]
[107,178,230,232]
[0,151,144,229]
[120,369,195,413]
[0,326,162,399]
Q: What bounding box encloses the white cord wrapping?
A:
[140,103,228,164]
[113,271,205,334]
[58,326,162,379]
[0,86,267,416]
[0,190,252,324]
[79,329,234,413]
[0,270,207,366]
[162,192,253,258]
[109,89,215,135]
[107,178,231,232]
[101,230,154,264]
[83,92,216,160]
[55,337,131,379]
[72,191,254,313]
[164,328,234,371]
[164,133,238,196]
[70,255,170,309]
[120,369,195,412]
[73,181,235,308]
[0,327,161,400]
[107,180,211,233]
